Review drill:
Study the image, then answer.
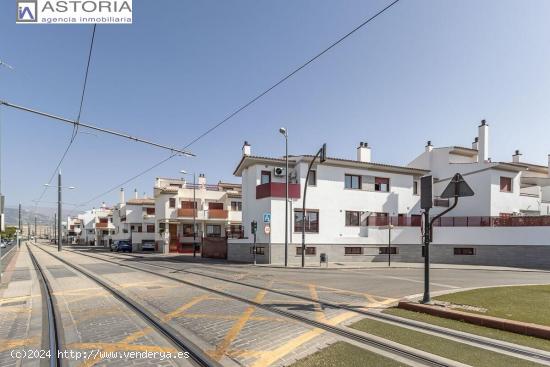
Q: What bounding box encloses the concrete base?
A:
[228,242,550,269]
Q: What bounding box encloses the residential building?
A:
[154,175,243,254]
[110,188,157,251]
[79,205,115,247]
[231,141,428,264]
[66,216,83,244]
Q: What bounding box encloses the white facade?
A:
[154,176,243,254]
[79,206,115,247]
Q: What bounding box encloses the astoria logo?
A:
[16,0,132,24]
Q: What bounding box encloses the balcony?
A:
[96,222,108,228]
[256,182,301,200]
[208,209,228,219]
[177,208,197,218]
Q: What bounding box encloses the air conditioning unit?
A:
[274,167,286,177]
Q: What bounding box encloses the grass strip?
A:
[289,341,407,367]
[434,285,550,326]
[384,308,550,352]
[350,317,545,367]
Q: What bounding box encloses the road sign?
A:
[420,175,433,209]
[440,173,474,198]
[264,225,271,234]
[263,212,271,223]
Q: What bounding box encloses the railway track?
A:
[38,245,487,367]
[28,244,220,367]
[66,246,550,366]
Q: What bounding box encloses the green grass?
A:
[289,341,407,367]
[350,318,545,367]
[384,308,550,352]
[434,285,550,326]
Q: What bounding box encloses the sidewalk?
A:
[0,242,42,367]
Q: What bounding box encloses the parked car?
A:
[0,242,5,249]
[141,241,155,251]
[111,240,132,253]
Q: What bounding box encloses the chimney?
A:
[478,119,489,162]
[512,150,522,163]
[198,173,206,187]
[425,141,433,152]
[356,142,371,163]
[242,141,251,156]
[119,188,125,205]
[472,137,479,150]
[134,189,138,199]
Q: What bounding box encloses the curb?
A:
[398,301,550,340]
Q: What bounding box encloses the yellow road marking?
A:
[162,295,211,321]
[210,286,270,361]
[308,284,327,323]
[0,337,39,352]
[251,311,357,367]
[180,313,297,323]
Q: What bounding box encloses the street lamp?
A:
[181,170,198,257]
[44,172,75,252]
[279,127,289,267]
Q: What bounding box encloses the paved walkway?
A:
[0,242,42,367]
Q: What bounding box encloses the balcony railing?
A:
[96,222,108,228]
[208,209,228,219]
[177,208,197,217]
[365,215,550,227]
[256,182,301,199]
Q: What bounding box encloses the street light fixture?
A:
[180,170,198,257]
[279,127,289,267]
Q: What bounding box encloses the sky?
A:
[1,0,550,214]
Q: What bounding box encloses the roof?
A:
[506,161,548,174]
[448,146,478,157]
[233,155,428,176]
[126,198,155,205]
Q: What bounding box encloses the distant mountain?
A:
[4,206,80,226]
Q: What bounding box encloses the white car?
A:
[0,242,6,249]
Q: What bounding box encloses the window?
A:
[146,225,155,233]
[294,209,319,233]
[413,181,419,195]
[454,247,476,255]
[206,224,222,237]
[308,170,317,186]
[169,198,176,208]
[345,211,364,226]
[345,174,361,189]
[261,170,271,185]
[231,201,242,211]
[251,246,265,255]
[183,224,196,237]
[137,225,142,233]
[296,246,316,255]
[181,201,197,209]
[375,177,390,192]
[379,247,398,255]
[146,207,155,215]
[345,247,363,255]
[500,176,512,192]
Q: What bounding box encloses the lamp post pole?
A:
[279,128,289,267]
[193,172,197,258]
[58,172,62,252]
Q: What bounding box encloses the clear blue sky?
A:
[1,0,549,213]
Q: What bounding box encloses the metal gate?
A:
[201,237,227,259]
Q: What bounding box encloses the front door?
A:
[169,223,178,253]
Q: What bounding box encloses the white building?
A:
[110,188,157,252]
[66,216,83,244]
[231,141,428,264]
[154,175,243,255]
[232,123,550,269]
[79,205,115,247]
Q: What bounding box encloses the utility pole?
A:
[279,127,289,267]
[58,172,62,252]
[34,216,37,243]
[54,213,57,245]
[18,204,21,248]
[192,172,197,258]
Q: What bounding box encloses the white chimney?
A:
[512,150,522,163]
[425,141,433,152]
[356,142,371,163]
[478,120,489,162]
[119,188,125,205]
[242,141,251,156]
[472,137,479,150]
[134,189,138,199]
[198,173,206,187]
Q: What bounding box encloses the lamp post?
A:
[279,127,289,267]
[181,170,197,257]
[44,173,75,252]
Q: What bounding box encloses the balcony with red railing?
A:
[177,208,197,218]
[365,215,550,227]
[256,182,301,199]
[96,222,108,228]
[208,209,228,219]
